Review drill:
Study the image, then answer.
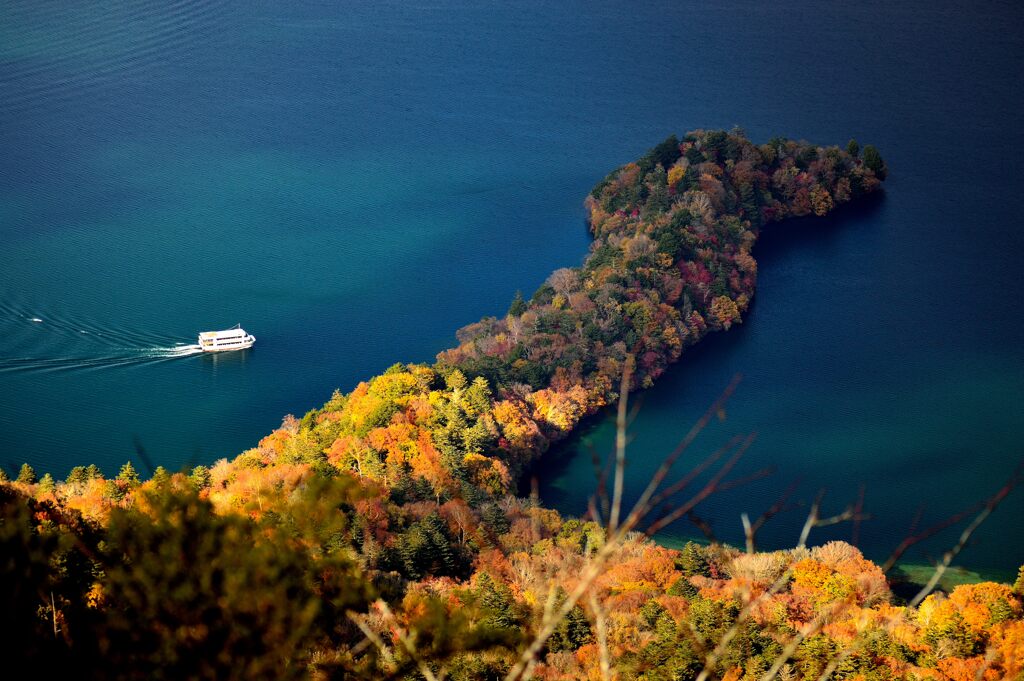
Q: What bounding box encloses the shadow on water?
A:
[200,347,253,366]
[753,189,886,266]
[530,192,887,507]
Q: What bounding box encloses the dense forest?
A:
[5,130,1022,680]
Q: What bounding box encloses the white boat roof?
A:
[200,327,248,339]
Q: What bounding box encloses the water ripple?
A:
[0,0,231,114]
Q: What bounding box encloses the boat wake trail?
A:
[159,344,204,356]
[0,303,207,374]
[0,345,205,374]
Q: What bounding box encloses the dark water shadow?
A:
[530,192,887,506]
[753,190,887,266]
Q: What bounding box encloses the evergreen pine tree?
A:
[862,144,887,179]
[548,590,593,652]
[464,376,493,415]
[398,524,429,580]
[66,466,89,487]
[508,290,527,317]
[422,512,457,574]
[151,466,171,489]
[16,463,37,485]
[117,462,140,488]
[640,599,668,630]
[482,503,510,536]
[477,572,517,630]
[189,465,211,491]
[37,473,55,495]
[676,541,711,577]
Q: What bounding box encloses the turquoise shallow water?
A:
[1,1,1022,573]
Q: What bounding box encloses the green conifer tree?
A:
[477,572,517,630]
[66,466,89,487]
[676,541,711,577]
[862,144,887,179]
[189,465,211,491]
[482,503,510,536]
[16,463,36,485]
[151,466,171,489]
[37,473,55,495]
[117,462,140,488]
[508,290,527,317]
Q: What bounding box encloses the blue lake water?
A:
[1,0,1021,574]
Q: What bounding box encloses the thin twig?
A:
[743,481,799,554]
[586,440,610,525]
[880,502,983,573]
[685,510,719,544]
[644,435,743,511]
[909,471,1019,608]
[506,382,747,681]
[587,591,613,681]
[377,600,441,681]
[608,358,634,533]
[850,484,865,546]
[759,601,848,681]
[627,375,741,534]
[51,591,58,638]
[797,490,825,549]
[695,566,798,681]
[645,433,756,536]
[796,491,865,550]
[347,609,396,671]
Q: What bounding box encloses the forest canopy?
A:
[13,132,1021,680]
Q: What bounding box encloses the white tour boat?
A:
[197,324,255,352]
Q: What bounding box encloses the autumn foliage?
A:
[18,132,1024,681]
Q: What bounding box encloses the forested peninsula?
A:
[6,130,1024,680]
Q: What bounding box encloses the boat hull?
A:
[199,335,255,352]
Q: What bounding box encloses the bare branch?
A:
[696,565,798,681]
[587,591,613,681]
[347,609,396,671]
[506,382,749,681]
[797,490,825,550]
[880,503,982,573]
[796,490,866,550]
[627,375,741,532]
[645,433,756,536]
[644,434,744,515]
[759,601,849,681]
[851,484,866,546]
[716,466,774,493]
[685,510,719,544]
[376,600,442,681]
[743,481,800,554]
[586,440,611,525]
[909,470,1020,608]
[609,357,634,532]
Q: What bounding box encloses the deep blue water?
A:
[1,1,1021,574]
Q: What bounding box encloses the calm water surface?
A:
[1,1,1021,574]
